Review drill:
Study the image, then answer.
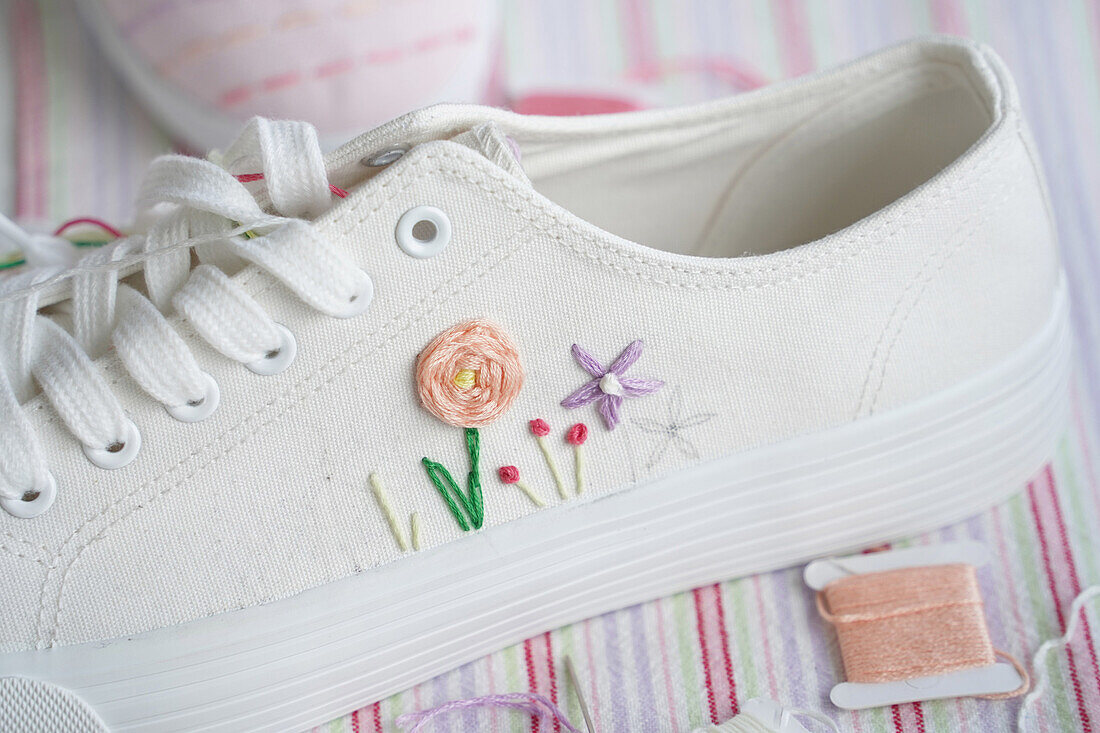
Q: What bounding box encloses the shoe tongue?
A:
[451,123,528,183]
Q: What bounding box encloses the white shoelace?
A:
[0,118,373,514]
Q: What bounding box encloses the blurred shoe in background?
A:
[76,0,500,151]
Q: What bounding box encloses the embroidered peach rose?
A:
[416,319,524,428]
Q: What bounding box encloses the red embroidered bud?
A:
[529,418,550,437]
[566,423,588,446]
[498,465,520,484]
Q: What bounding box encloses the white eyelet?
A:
[83,419,141,470]
[1,472,57,519]
[166,372,220,422]
[247,324,297,375]
[332,268,374,319]
[396,206,451,259]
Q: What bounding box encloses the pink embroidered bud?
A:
[566,423,588,446]
[498,465,520,484]
[529,418,564,497]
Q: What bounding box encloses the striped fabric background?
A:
[4,1,1100,731]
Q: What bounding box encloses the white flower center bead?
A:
[599,372,625,397]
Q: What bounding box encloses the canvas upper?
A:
[0,36,1059,652]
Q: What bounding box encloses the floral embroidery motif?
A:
[632,387,715,469]
[561,340,663,430]
[416,320,524,530]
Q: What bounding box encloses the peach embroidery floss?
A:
[816,562,1029,706]
[417,320,524,429]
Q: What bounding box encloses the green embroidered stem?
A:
[465,427,483,528]
[421,427,484,531]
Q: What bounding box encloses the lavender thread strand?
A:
[395,693,582,733]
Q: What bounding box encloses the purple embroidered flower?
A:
[561,340,664,430]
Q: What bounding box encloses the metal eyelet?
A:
[83,419,142,470]
[362,144,410,167]
[1,472,57,519]
[247,324,297,376]
[395,206,452,259]
[165,372,220,423]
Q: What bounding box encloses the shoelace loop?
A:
[0,118,369,517]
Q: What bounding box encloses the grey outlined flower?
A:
[633,387,715,469]
[561,340,663,430]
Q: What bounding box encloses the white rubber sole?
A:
[0,281,1072,732]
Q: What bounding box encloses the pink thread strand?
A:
[53,217,125,239]
[234,173,348,198]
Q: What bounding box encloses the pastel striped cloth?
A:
[5,1,1100,731]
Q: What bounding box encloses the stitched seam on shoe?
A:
[863,170,1023,414]
[3,530,50,557]
[1,549,48,567]
[0,64,1007,311]
[39,230,525,645]
[856,146,1026,417]
[1,535,50,567]
[688,61,989,258]
[322,53,991,154]
[0,122,1011,313]
[359,137,1012,289]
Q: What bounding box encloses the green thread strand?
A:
[421,457,470,532]
[465,427,484,529]
[421,427,485,531]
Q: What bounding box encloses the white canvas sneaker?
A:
[0,37,1069,732]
